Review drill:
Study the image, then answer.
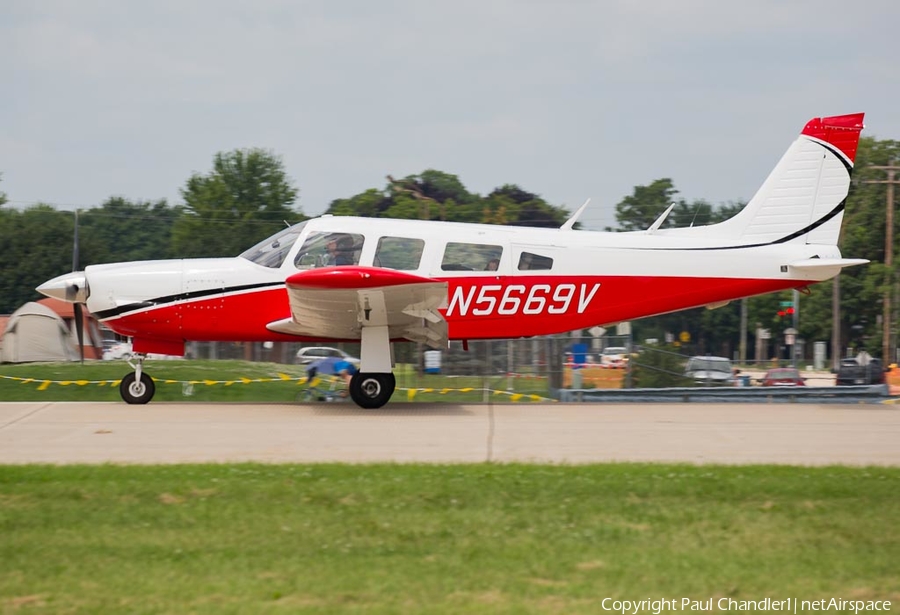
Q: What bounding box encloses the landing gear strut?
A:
[120,354,155,404]
[348,372,395,409]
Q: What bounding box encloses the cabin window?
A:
[375,237,425,270]
[294,232,365,269]
[239,222,307,268]
[518,251,553,271]
[441,242,503,272]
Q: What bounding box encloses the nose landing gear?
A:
[119,354,155,404]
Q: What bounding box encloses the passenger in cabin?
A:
[485,258,499,271]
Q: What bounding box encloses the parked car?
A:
[101,342,180,361]
[835,357,884,386]
[684,356,734,385]
[760,367,805,386]
[102,341,133,361]
[600,346,628,368]
[295,346,360,366]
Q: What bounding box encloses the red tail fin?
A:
[801,113,865,164]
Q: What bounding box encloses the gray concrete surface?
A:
[1,401,898,465]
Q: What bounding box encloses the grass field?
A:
[2,464,898,613]
[0,360,554,403]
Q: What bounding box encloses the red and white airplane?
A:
[38,113,867,408]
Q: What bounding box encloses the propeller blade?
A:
[74,302,84,364]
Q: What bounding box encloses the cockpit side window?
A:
[374,237,425,270]
[294,231,365,269]
[238,222,306,268]
[441,242,503,272]
[517,252,553,271]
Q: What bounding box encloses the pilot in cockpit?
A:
[330,235,355,266]
[324,238,340,265]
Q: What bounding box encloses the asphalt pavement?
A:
[1,401,898,465]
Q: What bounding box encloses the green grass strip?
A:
[0,360,552,403]
[1,463,898,613]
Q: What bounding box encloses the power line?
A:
[2,204,305,227]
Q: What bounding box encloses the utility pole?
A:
[864,163,900,364]
[832,275,841,370]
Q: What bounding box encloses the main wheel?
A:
[348,372,395,409]
[119,372,155,404]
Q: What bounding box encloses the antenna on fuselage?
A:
[560,198,591,230]
[646,202,676,234]
[689,201,707,228]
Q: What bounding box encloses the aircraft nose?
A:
[37,272,90,303]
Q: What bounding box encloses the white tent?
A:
[0,302,79,363]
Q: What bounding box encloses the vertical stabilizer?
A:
[701,113,865,246]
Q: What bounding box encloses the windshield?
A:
[239,222,307,268]
[768,368,799,378]
[686,358,733,372]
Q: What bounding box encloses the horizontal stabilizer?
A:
[788,258,869,271]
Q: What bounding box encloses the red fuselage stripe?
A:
[109,275,800,351]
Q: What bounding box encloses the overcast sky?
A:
[2,1,898,230]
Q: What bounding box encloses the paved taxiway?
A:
[1,401,898,465]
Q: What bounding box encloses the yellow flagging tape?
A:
[398,387,554,403]
[1,374,555,401]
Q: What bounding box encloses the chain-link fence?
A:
[186,334,640,399]
[185,333,847,399]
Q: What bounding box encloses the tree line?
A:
[1,134,898,362]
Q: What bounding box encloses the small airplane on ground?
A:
[38,113,867,408]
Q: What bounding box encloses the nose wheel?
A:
[119,372,155,404]
[119,354,155,404]
[348,373,396,409]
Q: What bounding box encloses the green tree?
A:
[329,189,393,218]
[486,185,569,228]
[614,178,679,231]
[325,171,571,228]
[0,205,79,313]
[614,179,745,232]
[81,197,181,264]
[172,149,302,257]
[629,344,693,387]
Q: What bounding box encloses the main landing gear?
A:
[348,372,396,409]
[119,354,155,404]
[346,323,398,410]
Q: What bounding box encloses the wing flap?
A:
[266,266,448,348]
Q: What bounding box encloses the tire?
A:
[348,372,395,409]
[119,372,155,404]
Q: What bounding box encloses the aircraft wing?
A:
[266,266,448,348]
